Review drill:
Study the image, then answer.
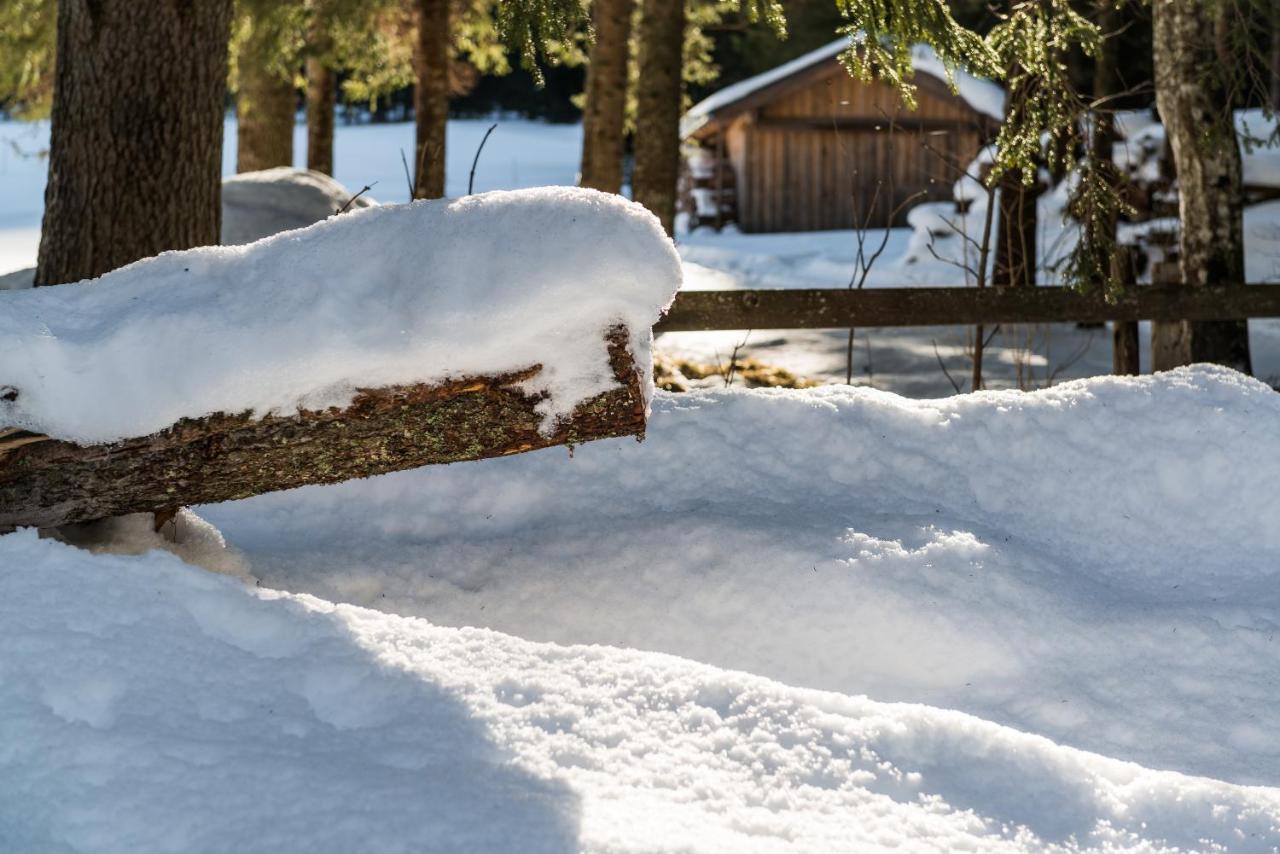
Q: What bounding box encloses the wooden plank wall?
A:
[736,70,987,232]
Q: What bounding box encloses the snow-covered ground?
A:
[8,511,1280,853]
[3,367,1278,851]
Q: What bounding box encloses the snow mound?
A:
[2,531,1278,853]
[204,366,1280,786]
[0,188,681,444]
[221,167,377,246]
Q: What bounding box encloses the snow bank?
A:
[3,530,1278,853]
[0,188,681,443]
[205,366,1280,786]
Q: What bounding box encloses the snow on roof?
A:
[0,187,681,444]
[681,39,1005,138]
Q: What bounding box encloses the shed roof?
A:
[680,39,1005,139]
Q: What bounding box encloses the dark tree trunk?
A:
[1091,0,1138,374]
[236,35,296,173]
[35,0,233,286]
[1151,0,1252,372]
[414,0,450,199]
[306,55,336,175]
[0,328,644,530]
[632,0,684,234]
[580,0,633,194]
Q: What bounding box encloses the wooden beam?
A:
[654,285,1280,332]
[0,326,644,529]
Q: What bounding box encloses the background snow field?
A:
[3,528,1279,853]
[0,188,680,444]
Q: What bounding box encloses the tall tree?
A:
[36,0,233,286]
[414,0,450,198]
[631,0,686,233]
[236,12,297,173]
[1087,0,1138,373]
[306,15,337,175]
[1151,0,1252,372]
[579,0,634,193]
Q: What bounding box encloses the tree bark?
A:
[1151,0,1252,372]
[0,328,645,529]
[306,56,336,175]
[35,0,233,286]
[632,0,684,234]
[579,0,634,194]
[414,0,450,199]
[236,33,296,173]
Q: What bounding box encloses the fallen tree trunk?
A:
[0,326,644,529]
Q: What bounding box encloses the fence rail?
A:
[654,284,1280,332]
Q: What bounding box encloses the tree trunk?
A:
[632,0,684,234]
[306,55,336,175]
[1152,0,1252,372]
[993,74,1039,290]
[35,0,233,286]
[0,328,645,530]
[236,33,296,174]
[1091,0,1138,374]
[579,0,633,194]
[414,0,450,199]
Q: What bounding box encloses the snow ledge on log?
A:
[0,187,682,445]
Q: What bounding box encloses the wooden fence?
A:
[654,284,1280,332]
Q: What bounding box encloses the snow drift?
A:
[3,530,1278,853]
[0,188,681,444]
[204,366,1280,789]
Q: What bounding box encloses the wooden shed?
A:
[681,40,1004,232]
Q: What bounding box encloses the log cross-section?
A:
[0,326,645,529]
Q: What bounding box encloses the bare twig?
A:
[400,149,414,200]
[724,331,751,387]
[932,339,963,394]
[468,123,498,196]
[334,182,376,215]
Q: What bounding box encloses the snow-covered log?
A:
[0,188,681,528]
[0,327,643,529]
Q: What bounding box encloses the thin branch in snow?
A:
[468,124,499,196]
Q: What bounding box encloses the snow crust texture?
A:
[3,528,1279,853]
[0,187,681,443]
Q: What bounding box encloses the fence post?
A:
[1150,255,1190,370]
[1112,246,1140,375]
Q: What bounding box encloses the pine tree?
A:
[36,0,233,286]
[579,0,634,194]
[306,13,337,175]
[631,0,685,234]
[1151,0,1252,372]
[414,0,451,199]
[234,3,302,173]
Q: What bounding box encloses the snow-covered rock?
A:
[220,167,377,246]
[0,188,681,444]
